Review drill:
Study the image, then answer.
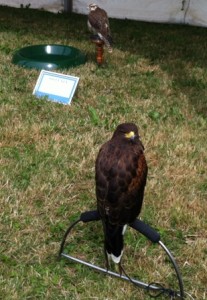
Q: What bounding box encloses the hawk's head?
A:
[112,123,139,141]
[88,3,98,11]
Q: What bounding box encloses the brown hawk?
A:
[95,123,148,270]
[87,3,113,53]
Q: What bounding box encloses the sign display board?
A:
[33,70,79,105]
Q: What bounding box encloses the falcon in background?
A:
[87,3,113,53]
[95,123,148,271]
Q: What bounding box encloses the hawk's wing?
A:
[88,8,110,37]
[95,138,148,225]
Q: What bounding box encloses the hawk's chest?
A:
[87,20,92,31]
[87,19,98,35]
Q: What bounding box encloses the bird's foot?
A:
[104,250,110,272]
[118,261,123,276]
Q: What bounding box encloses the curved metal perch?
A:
[59,210,185,299]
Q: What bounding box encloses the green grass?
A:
[0,5,207,300]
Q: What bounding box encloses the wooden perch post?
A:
[91,36,104,65]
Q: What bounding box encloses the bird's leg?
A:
[118,260,123,276]
[104,246,110,271]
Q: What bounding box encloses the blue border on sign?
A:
[33,70,79,105]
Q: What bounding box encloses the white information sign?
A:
[33,70,79,105]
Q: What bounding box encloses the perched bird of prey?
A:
[95,123,148,271]
[87,3,113,53]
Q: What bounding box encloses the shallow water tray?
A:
[12,44,86,70]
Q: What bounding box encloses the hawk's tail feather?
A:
[105,35,113,53]
[104,222,125,263]
[98,33,113,53]
[107,35,113,45]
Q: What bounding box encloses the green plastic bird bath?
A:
[12,44,86,70]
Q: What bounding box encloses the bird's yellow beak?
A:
[125,131,135,139]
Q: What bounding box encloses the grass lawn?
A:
[0,5,207,300]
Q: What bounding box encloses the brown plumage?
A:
[95,123,148,268]
[87,3,113,53]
